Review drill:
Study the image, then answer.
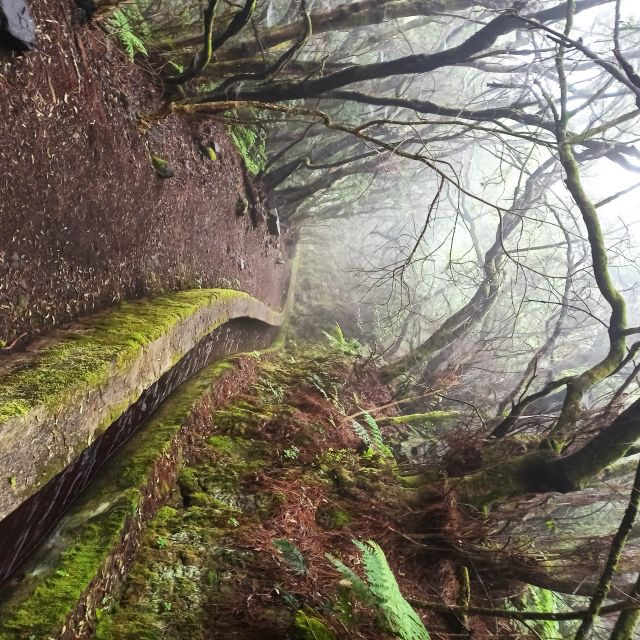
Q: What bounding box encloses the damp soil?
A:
[0,0,292,346]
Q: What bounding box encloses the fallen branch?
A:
[407,598,640,622]
[574,457,640,639]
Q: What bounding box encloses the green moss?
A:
[151,154,174,178]
[0,400,28,422]
[0,492,137,638]
[208,433,271,463]
[213,398,287,430]
[0,290,289,639]
[83,345,374,639]
[451,452,554,508]
[95,499,228,638]
[178,466,200,494]
[0,358,237,639]
[207,434,239,454]
[0,289,253,424]
[316,506,352,530]
[189,491,219,508]
[329,508,352,528]
[385,411,459,426]
[94,396,280,637]
[293,610,336,640]
[151,506,180,532]
[96,611,165,640]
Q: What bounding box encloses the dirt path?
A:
[0,0,292,345]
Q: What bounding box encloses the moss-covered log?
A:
[383,410,460,426]
[416,395,640,508]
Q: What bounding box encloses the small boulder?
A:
[197,142,217,161]
[0,0,35,51]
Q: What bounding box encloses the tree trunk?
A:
[544,129,627,452]
[172,0,492,60]
[383,161,555,381]
[610,574,640,640]
[193,0,613,103]
[425,396,640,509]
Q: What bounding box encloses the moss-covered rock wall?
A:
[0,289,283,520]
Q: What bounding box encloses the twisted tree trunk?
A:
[383,161,555,380]
[423,395,640,509]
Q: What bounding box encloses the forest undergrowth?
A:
[93,329,566,640]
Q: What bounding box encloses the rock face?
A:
[0,0,35,51]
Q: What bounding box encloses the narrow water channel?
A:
[0,317,278,588]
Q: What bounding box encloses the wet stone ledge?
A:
[0,291,283,596]
[0,288,283,522]
[0,352,266,639]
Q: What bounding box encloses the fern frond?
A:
[351,419,371,446]
[361,412,393,458]
[362,412,384,448]
[333,541,430,640]
[274,539,308,575]
[322,324,363,356]
[510,586,562,638]
[107,9,148,60]
[126,31,148,58]
[308,373,329,400]
[326,553,374,605]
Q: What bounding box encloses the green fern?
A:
[509,586,564,638]
[351,420,371,446]
[107,9,148,60]
[352,413,393,458]
[227,123,266,176]
[362,412,391,454]
[167,60,185,73]
[326,552,373,605]
[323,323,363,356]
[328,540,430,640]
[274,539,308,576]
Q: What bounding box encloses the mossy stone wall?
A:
[0,289,283,520]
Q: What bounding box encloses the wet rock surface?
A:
[0,0,35,50]
[0,316,279,587]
